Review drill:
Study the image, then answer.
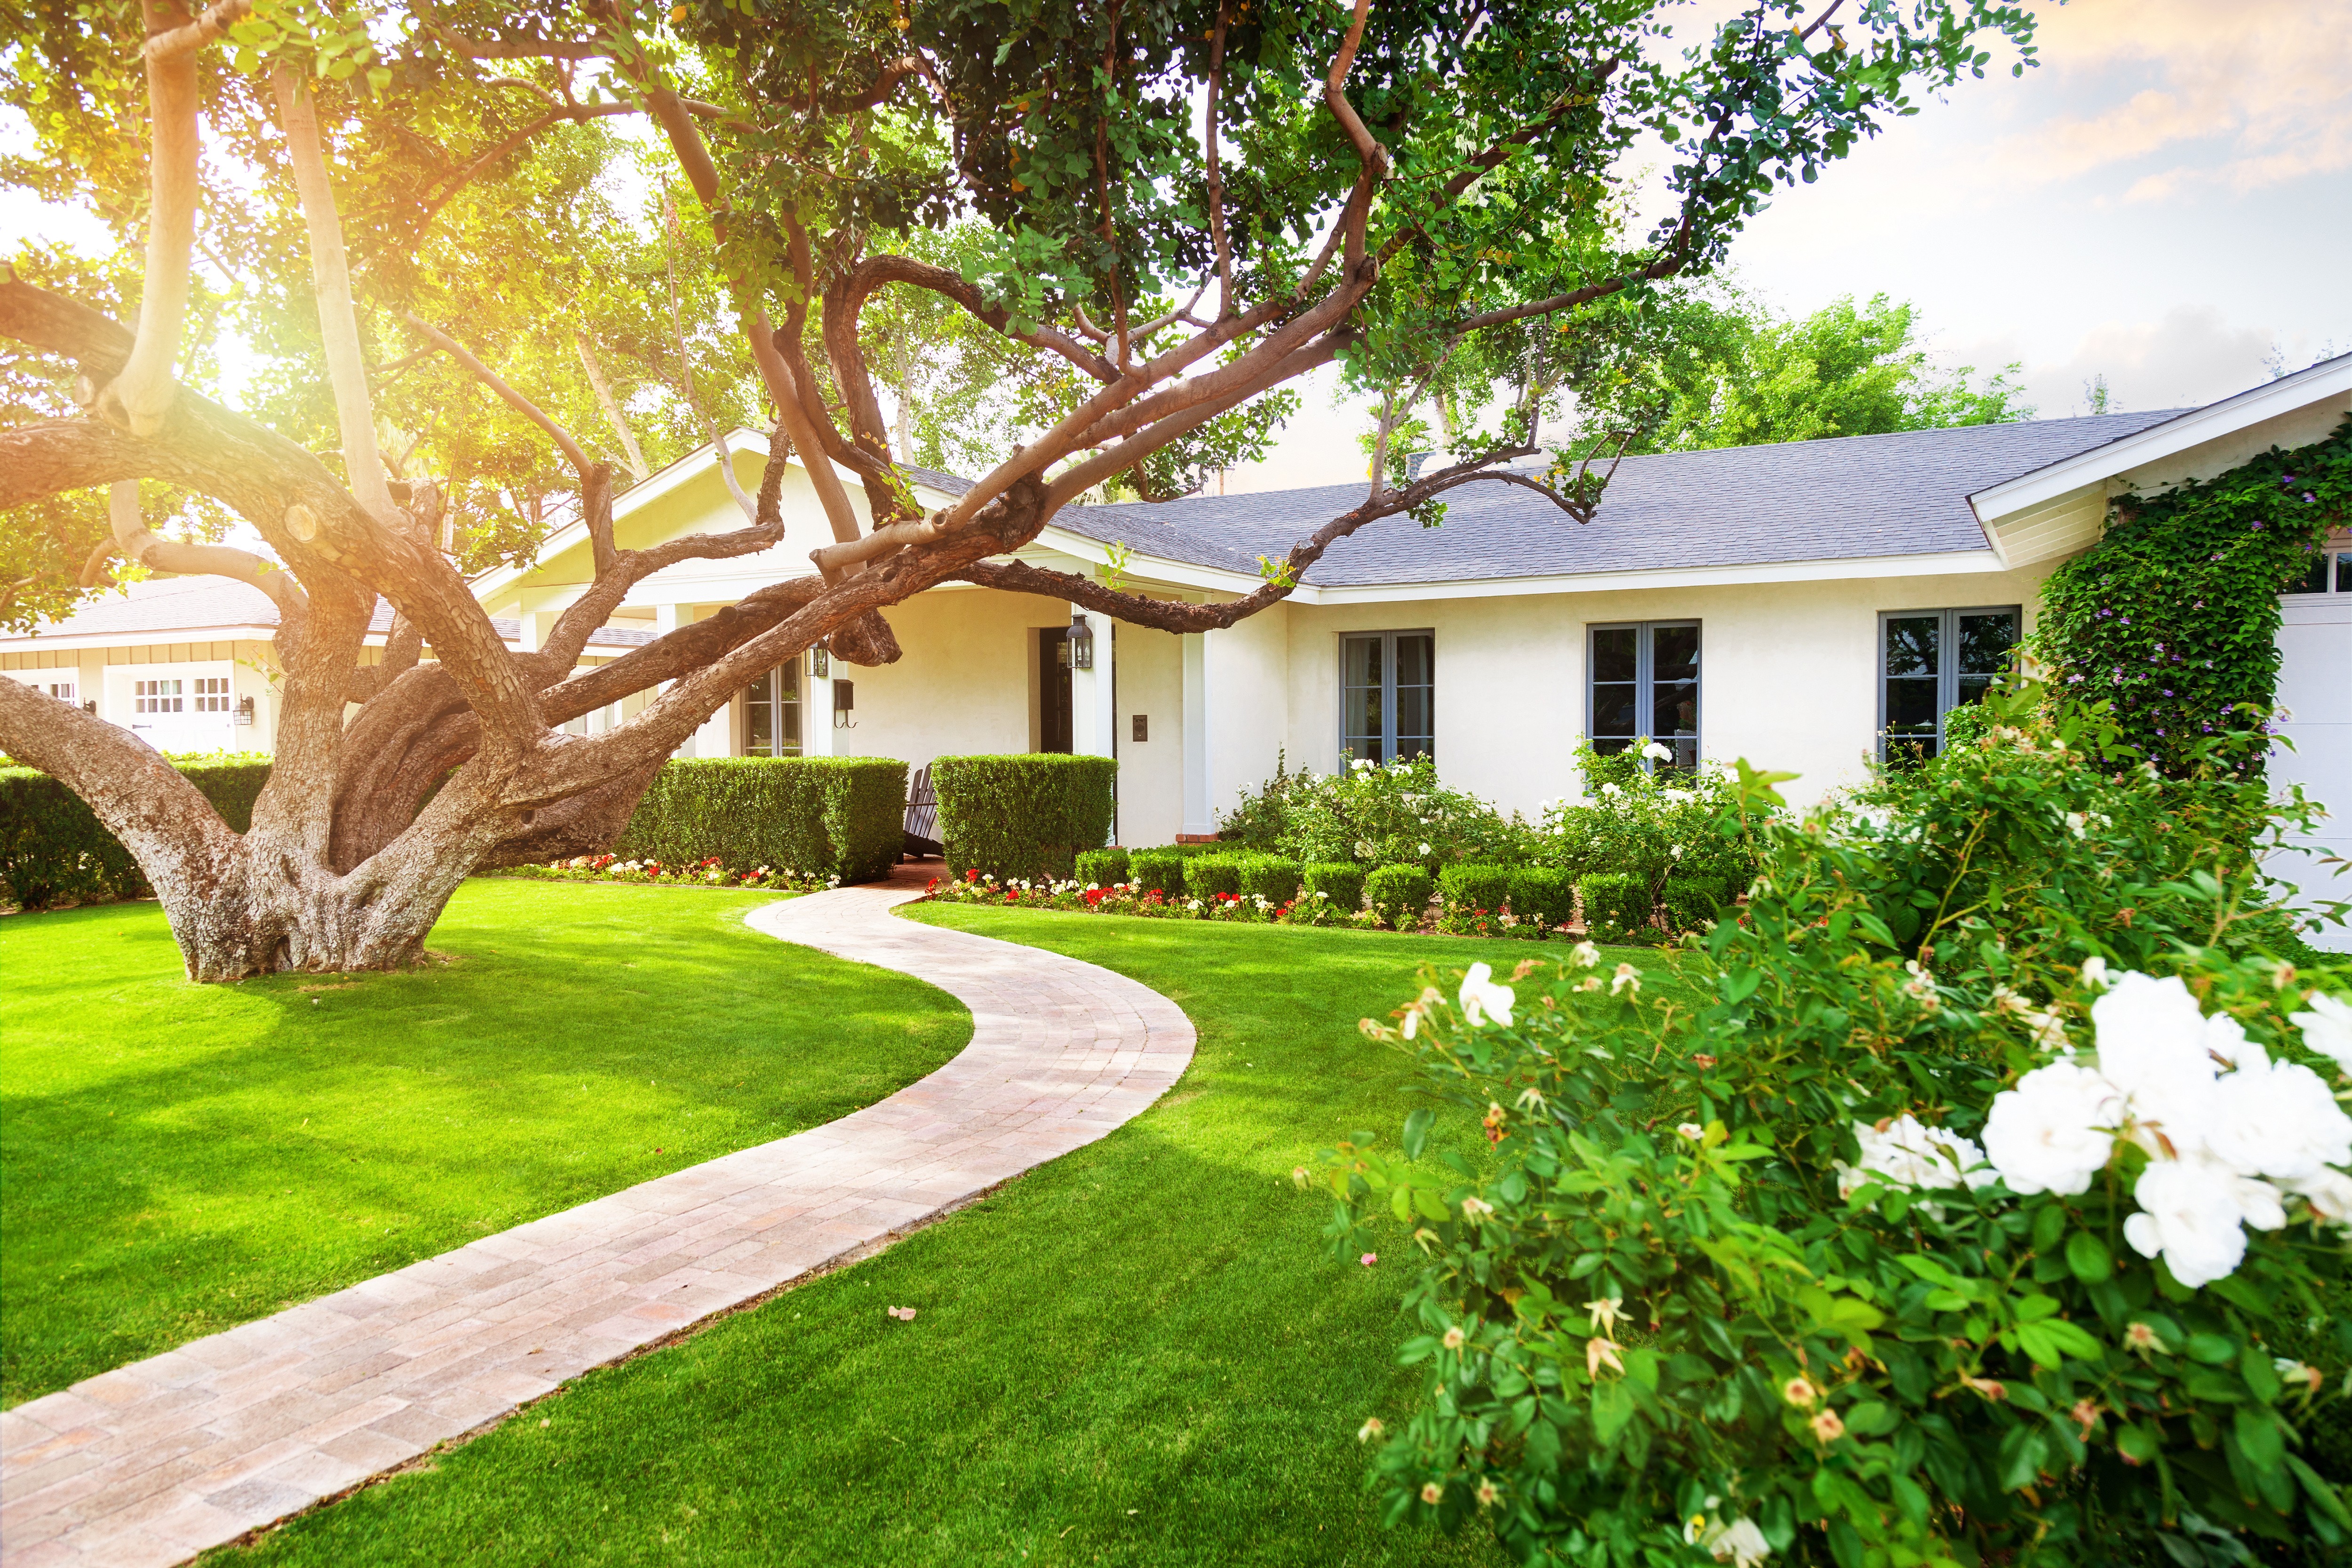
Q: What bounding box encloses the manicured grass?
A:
[0,881,968,1407]
[221,909,1689,1568]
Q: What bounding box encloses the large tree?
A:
[0,0,2035,978]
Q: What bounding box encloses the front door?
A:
[1038,627,1072,753]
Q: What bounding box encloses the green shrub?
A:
[1437,863,1512,917]
[1303,862,1366,913]
[1074,847,1130,888]
[0,756,274,909]
[1237,854,1303,906]
[933,754,1117,883]
[1365,863,1435,930]
[1128,847,1184,897]
[1324,688,2352,1568]
[1505,866,1576,929]
[1172,840,1225,857]
[617,756,906,882]
[1226,753,1530,870]
[1660,872,1730,932]
[1575,870,1648,939]
[1182,854,1242,899]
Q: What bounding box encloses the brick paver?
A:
[0,883,1193,1568]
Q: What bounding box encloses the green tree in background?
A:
[1581,286,2033,452]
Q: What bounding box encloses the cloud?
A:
[1987,0,2352,197]
[1975,305,2281,415]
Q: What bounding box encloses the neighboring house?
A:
[0,575,652,754]
[10,357,2346,941]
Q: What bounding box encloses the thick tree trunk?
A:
[160,840,476,980]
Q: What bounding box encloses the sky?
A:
[1228,0,2352,494]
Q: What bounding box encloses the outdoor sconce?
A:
[809,644,829,679]
[1068,610,1095,670]
[833,679,856,729]
[234,696,255,726]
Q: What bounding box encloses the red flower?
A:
[1084,889,1106,907]
[966,868,980,882]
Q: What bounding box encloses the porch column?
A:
[1070,606,1114,759]
[658,605,731,759]
[801,647,837,757]
[1181,630,1213,837]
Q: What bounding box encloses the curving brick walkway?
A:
[0,882,1192,1568]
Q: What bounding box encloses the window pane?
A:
[1885,677,1939,733]
[1591,626,1636,683]
[1652,624,1699,685]
[1396,684,1432,750]
[1591,683,1638,739]
[1395,634,1432,687]
[1884,616,1939,677]
[1653,679,1697,740]
[2337,553,2351,593]
[745,671,774,756]
[1955,612,2018,676]
[1343,635,1382,688]
[2288,550,2330,595]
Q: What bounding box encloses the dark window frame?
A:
[1875,605,2022,763]
[1584,620,1701,773]
[2285,546,2352,596]
[1338,629,1436,766]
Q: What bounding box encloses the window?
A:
[2287,545,2352,595]
[742,662,802,756]
[193,677,231,713]
[134,678,183,714]
[1878,606,2020,762]
[45,682,74,702]
[1587,621,1699,771]
[1340,631,1434,764]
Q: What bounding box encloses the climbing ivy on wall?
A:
[2034,415,2351,775]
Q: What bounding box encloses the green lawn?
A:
[218,908,1688,1568]
[0,880,969,1406]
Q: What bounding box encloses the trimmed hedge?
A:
[1366,863,1435,930]
[1661,873,1731,933]
[0,756,273,910]
[1303,862,1366,914]
[1128,847,1184,897]
[1075,847,1130,888]
[934,754,1117,883]
[1237,854,1303,906]
[1507,866,1577,929]
[1577,871,1650,939]
[1182,854,1243,899]
[1438,863,1512,917]
[616,756,907,883]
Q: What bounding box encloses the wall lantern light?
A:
[1068,610,1095,670]
[809,644,830,679]
[234,696,255,726]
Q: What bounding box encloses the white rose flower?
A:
[1699,1516,1772,1568]
[1570,941,1600,968]
[2288,1167,2352,1226]
[2080,955,2113,991]
[2088,972,2224,1155]
[1982,1060,2122,1195]
[1639,739,1673,763]
[2290,992,2352,1074]
[1837,1114,1995,1201]
[1457,962,1516,1028]
[1599,781,1622,797]
[2123,1158,2254,1288]
[2204,1059,2352,1184]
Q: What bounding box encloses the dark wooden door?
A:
[1039,627,1073,753]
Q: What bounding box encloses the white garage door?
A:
[2272,580,2352,953]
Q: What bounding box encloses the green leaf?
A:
[2065,1230,2113,1284]
[1402,1106,1434,1161]
[2185,1332,2237,1365]
[2288,1455,2352,1530]
[2031,1203,2067,1253]
[1591,1380,1638,1445]
[2234,1407,2284,1471]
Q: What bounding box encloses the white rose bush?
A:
[1318,690,2352,1567]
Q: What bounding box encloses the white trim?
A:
[1970,354,2352,524]
[0,622,280,652]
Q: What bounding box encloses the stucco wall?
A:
[826,587,1060,771]
[1276,564,2063,820]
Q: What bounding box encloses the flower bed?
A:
[928,868,1594,941]
[486,855,838,892]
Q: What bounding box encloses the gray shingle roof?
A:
[1,576,652,650]
[1052,412,2187,586]
[901,463,975,498]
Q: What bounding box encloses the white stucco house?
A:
[8,355,2347,940]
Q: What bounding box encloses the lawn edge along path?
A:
[0,883,1194,1568]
